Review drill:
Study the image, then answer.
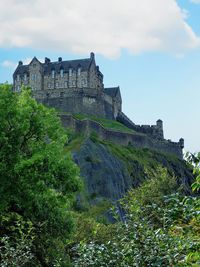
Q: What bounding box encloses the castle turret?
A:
[45,57,51,64]
[179,138,184,149]
[156,119,164,139]
[156,119,163,130]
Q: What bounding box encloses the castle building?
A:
[13,53,184,158]
[13,52,122,120]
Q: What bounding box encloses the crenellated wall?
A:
[60,114,183,159]
[117,112,164,140]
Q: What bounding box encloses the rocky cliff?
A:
[65,132,193,209]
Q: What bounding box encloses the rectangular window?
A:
[56,82,59,88]
[72,81,76,87]
[48,83,51,88]
[17,75,20,82]
[24,74,27,82]
[82,79,87,87]
[60,69,64,78]
[64,81,68,88]
[78,68,81,76]
[31,74,37,81]
[69,68,72,76]
[52,70,55,78]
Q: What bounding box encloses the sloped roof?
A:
[13,65,29,76]
[104,87,121,98]
[13,57,93,76]
[43,58,92,74]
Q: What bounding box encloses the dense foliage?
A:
[71,167,200,266]
[0,85,81,266]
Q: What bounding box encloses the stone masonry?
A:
[13,52,122,120]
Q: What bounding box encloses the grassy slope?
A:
[72,113,135,134]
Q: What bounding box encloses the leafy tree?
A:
[72,167,200,266]
[186,152,200,192]
[0,85,81,266]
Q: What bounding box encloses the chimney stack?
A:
[45,57,51,64]
[90,52,95,59]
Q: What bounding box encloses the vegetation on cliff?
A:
[65,130,193,206]
[73,113,135,133]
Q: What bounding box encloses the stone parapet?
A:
[117,112,164,140]
[60,114,183,159]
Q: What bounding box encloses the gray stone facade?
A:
[13,53,122,120]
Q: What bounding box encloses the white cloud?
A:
[1,60,16,68]
[0,58,44,69]
[190,0,200,4]
[0,0,199,58]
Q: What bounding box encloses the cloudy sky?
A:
[0,0,199,152]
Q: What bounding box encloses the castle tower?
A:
[179,138,184,149]
[156,119,164,139]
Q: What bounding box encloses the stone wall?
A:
[60,114,183,159]
[117,112,164,139]
[34,87,117,119]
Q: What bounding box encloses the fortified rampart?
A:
[117,112,164,139]
[34,87,116,119]
[60,114,184,159]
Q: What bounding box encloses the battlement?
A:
[117,112,164,139]
[60,114,183,159]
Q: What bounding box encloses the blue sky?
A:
[0,0,199,152]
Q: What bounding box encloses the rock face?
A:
[72,138,193,204]
[73,139,132,202]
